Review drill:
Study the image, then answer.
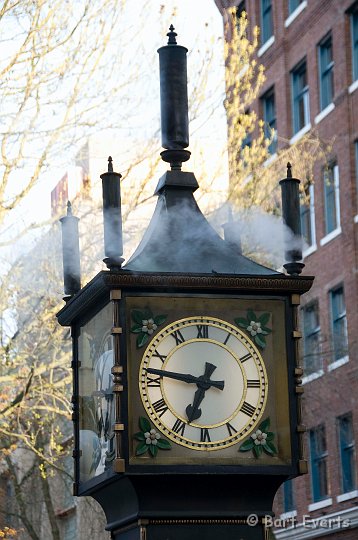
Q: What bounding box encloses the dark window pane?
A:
[330,287,348,361]
[283,479,295,512]
[262,88,277,154]
[319,35,334,110]
[323,165,338,234]
[261,0,273,44]
[292,61,309,133]
[352,9,358,81]
[302,302,321,375]
[288,0,302,14]
[310,425,328,501]
[338,414,356,493]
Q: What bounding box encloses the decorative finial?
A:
[67,200,72,216]
[167,24,177,45]
[287,162,292,178]
[108,156,113,172]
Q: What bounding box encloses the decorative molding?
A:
[284,1,307,28]
[289,123,311,145]
[320,226,341,247]
[308,498,332,512]
[348,79,358,94]
[57,271,314,326]
[258,36,275,57]
[302,370,324,385]
[327,356,349,372]
[314,103,335,125]
[337,489,358,502]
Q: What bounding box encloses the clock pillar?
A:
[57,26,313,540]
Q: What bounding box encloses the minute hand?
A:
[145,367,224,390]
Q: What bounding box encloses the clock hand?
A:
[185,362,224,423]
[146,367,224,390]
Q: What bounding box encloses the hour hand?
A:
[145,367,198,385]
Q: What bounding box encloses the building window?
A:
[338,414,356,493]
[330,286,348,362]
[310,425,328,502]
[318,34,334,110]
[261,0,273,44]
[261,87,277,154]
[283,479,295,512]
[323,163,340,235]
[351,5,358,82]
[288,0,303,14]
[302,301,321,375]
[236,1,246,20]
[291,60,310,134]
[300,183,316,250]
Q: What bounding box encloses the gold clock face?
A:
[139,316,268,451]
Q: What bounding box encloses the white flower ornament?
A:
[247,321,263,336]
[251,429,267,446]
[141,318,157,335]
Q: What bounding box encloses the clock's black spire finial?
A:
[280,163,305,275]
[167,24,177,44]
[60,201,81,298]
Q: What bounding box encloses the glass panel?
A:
[292,62,309,133]
[319,36,333,110]
[283,479,295,512]
[339,414,356,493]
[331,287,348,361]
[324,166,337,234]
[303,302,321,375]
[289,0,302,14]
[78,303,114,483]
[310,425,328,501]
[263,89,277,154]
[261,0,273,43]
[352,10,358,81]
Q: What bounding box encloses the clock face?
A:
[139,316,268,451]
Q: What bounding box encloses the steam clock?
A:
[57,27,313,540]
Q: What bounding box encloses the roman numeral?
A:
[226,422,238,436]
[223,333,231,345]
[171,329,185,345]
[200,428,211,442]
[152,398,168,417]
[241,401,256,417]
[247,379,260,388]
[196,325,209,339]
[146,374,161,387]
[152,350,167,363]
[240,353,252,363]
[172,418,186,436]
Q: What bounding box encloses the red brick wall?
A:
[216,0,358,537]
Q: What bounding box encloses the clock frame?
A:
[57,270,312,495]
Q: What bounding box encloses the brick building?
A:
[215,1,358,538]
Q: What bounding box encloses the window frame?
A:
[329,285,348,363]
[337,413,356,494]
[302,301,321,376]
[322,163,340,238]
[300,183,316,254]
[310,425,329,502]
[261,87,277,155]
[351,5,358,82]
[318,33,334,111]
[291,59,310,135]
[283,479,295,513]
[260,0,273,44]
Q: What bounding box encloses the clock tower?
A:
[57,27,313,540]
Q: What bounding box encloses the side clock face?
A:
[139,316,268,451]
